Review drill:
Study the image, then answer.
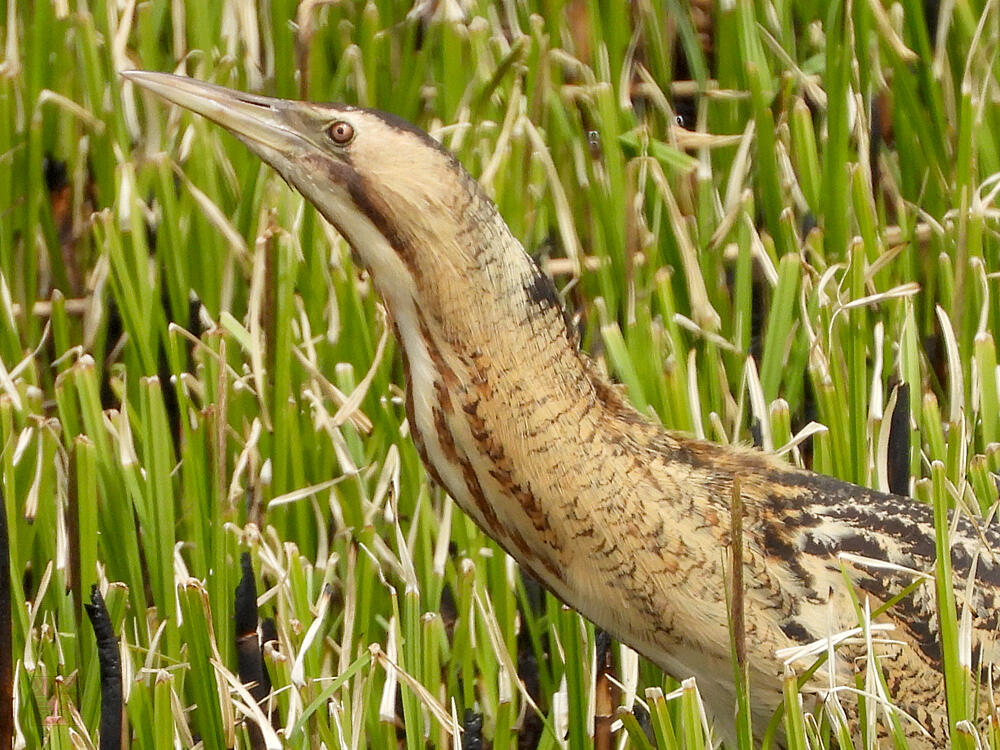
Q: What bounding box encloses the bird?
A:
[121,70,1000,747]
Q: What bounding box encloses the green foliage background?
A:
[1,0,999,747]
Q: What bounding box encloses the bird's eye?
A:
[328,120,355,145]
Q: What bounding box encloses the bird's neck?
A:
[400,203,589,426]
[385,206,775,677]
[386,200,657,569]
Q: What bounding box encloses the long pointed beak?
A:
[121,71,307,155]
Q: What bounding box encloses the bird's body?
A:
[123,71,1000,747]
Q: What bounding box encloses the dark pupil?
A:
[332,123,350,142]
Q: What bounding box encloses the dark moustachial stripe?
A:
[311,154,422,273]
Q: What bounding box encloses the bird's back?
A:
[586,383,1000,746]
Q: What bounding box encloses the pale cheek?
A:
[341,216,413,294]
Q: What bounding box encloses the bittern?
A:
[122,71,1000,747]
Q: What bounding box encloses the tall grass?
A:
[1,0,999,748]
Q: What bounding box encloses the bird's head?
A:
[123,71,502,317]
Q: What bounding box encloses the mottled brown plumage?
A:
[123,71,1000,747]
